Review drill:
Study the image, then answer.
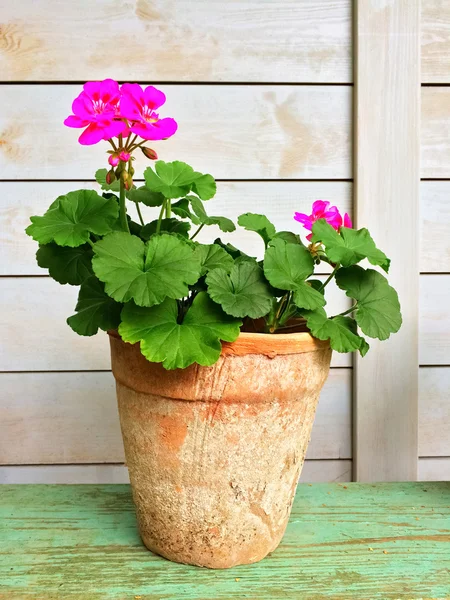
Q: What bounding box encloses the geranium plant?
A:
[26,80,402,370]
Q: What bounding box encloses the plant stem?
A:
[165,199,171,218]
[319,263,340,291]
[119,168,130,233]
[156,200,167,235]
[135,201,145,226]
[87,238,95,248]
[334,303,358,318]
[190,223,205,240]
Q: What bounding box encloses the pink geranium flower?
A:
[64,79,127,145]
[120,84,178,140]
[294,200,352,241]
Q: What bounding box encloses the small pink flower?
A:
[108,153,120,167]
[294,201,352,241]
[343,213,353,228]
[118,150,130,162]
[64,79,127,145]
[120,83,178,140]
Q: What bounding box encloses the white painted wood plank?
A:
[0,85,352,180]
[419,275,450,365]
[420,182,450,273]
[422,88,450,178]
[1,181,352,275]
[0,460,353,484]
[419,367,450,457]
[354,0,420,481]
[0,0,352,83]
[418,457,450,481]
[4,180,449,275]
[421,0,450,83]
[0,277,352,371]
[0,369,351,465]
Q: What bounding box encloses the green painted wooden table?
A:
[1,483,449,599]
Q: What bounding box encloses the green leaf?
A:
[172,198,199,222]
[141,218,191,241]
[335,266,402,340]
[119,291,241,369]
[238,213,276,246]
[271,231,303,245]
[213,239,253,261]
[302,308,369,356]
[127,186,164,207]
[95,169,120,192]
[189,197,235,232]
[191,174,216,200]
[36,243,93,285]
[92,232,201,307]
[206,260,273,318]
[194,244,234,276]
[293,282,327,310]
[311,219,390,273]
[67,276,122,336]
[263,238,314,290]
[143,161,216,200]
[26,190,119,247]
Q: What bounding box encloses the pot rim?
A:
[108,329,329,358]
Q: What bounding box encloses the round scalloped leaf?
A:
[92,232,201,307]
[119,291,241,369]
[26,190,119,247]
[206,260,273,318]
[302,308,369,356]
[36,243,93,285]
[335,265,402,340]
[238,213,276,246]
[263,238,314,291]
[194,244,234,276]
[311,219,390,273]
[67,276,122,337]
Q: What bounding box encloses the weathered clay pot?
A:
[109,331,331,569]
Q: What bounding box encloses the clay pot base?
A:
[139,528,285,569]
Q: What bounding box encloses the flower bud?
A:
[106,169,116,185]
[124,178,133,191]
[119,150,131,162]
[129,165,135,177]
[141,147,158,160]
[121,170,129,183]
[108,153,120,167]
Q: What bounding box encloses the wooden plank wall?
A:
[0,0,448,484]
[0,0,354,484]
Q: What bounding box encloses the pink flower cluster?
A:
[294,201,352,241]
[64,79,177,145]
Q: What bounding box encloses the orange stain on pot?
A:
[154,414,188,452]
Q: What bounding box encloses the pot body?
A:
[109,332,331,569]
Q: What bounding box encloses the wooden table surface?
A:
[0,483,449,599]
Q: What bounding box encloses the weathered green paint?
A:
[0,483,449,599]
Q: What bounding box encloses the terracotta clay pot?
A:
[109,331,331,569]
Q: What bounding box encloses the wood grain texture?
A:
[354,0,420,481]
[419,367,450,457]
[1,181,352,275]
[0,277,352,371]
[0,369,351,464]
[1,483,450,598]
[419,457,450,480]
[4,180,449,274]
[419,275,450,365]
[0,85,352,180]
[422,88,450,178]
[0,0,352,83]
[420,181,450,273]
[0,461,353,484]
[422,0,450,83]
[5,179,449,275]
